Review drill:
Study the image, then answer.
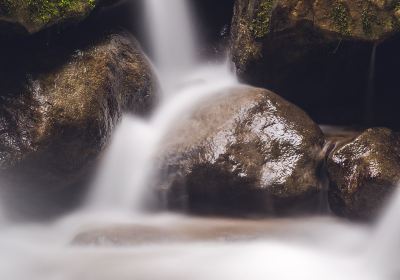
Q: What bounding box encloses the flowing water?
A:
[365,43,379,125]
[144,0,199,94]
[0,0,399,279]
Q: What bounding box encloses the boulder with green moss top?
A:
[153,86,325,217]
[0,0,117,33]
[230,0,400,125]
[327,128,400,220]
[0,31,157,218]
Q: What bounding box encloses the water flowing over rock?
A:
[0,0,119,34]
[0,31,157,218]
[154,86,325,216]
[230,0,400,126]
[327,128,400,220]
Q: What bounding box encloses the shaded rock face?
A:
[154,86,325,217]
[0,31,157,219]
[0,0,118,34]
[327,128,400,220]
[230,0,400,127]
[192,0,236,57]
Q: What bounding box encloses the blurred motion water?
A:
[0,0,399,279]
[144,0,199,94]
[87,62,237,212]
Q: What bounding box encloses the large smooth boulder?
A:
[327,128,400,220]
[0,31,157,218]
[154,86,325,217]
[0,0,118,34]
[230,0,400,126]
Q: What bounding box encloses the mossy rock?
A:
[231,0,400,74]
[230,0,400,127]
[0,0,116,33]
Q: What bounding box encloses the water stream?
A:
[365,43,379,125]
[0,0,399,279]
[144,0,199,95]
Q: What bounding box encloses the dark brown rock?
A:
[327,127,400,220]
[230,0,400,127]
[0,31,157,219]
[154,86,325,217]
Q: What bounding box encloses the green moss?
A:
[330,1,350,36]
[24,0,96,23]
[361,6,377,37]
[250,0,275,38]
[27,0,96,24]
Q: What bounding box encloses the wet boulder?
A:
[327,128,400,220]
[230,0,400,126]
[0,0,119,34]
[0,31,157,218]
[154,86,325,217]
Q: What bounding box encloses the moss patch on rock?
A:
[331,1,350,36]
[27,0,95,24]
[361,5,375,37]
[250,0,275,38]
[231,0,400,74]
[0,0,103,33]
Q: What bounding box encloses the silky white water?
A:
[87,62,236,212]
[0,0,399,279]
[144,0,199,94]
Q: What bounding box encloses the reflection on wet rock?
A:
[327,128,400,220]
[155,86,325,216]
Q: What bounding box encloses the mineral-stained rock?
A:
[327,127,400,220]
[0,31,157,218]
[154,86,325,217]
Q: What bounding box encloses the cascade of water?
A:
[365,43,378,125]
[1,1,400,280]
[86,0,237,213]
[367,187,400,278]
[144,0,199,94]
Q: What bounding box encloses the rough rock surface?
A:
[231,0,400,73]
[0,0,118,34]
[0,31,157,218]
[230,0,400,126]
[327,127,400,220]
[154,86,325,217]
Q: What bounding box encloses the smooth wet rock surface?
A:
[154,86,325,216]
[0,31,157,218]
[327,128,400,220]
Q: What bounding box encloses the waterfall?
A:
[2,1,400,280]
[365,43,378,125]
[144,0,199,94]
[86,0,237,213]
[367,188,400,278]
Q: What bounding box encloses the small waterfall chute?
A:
[86,0,237,213]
